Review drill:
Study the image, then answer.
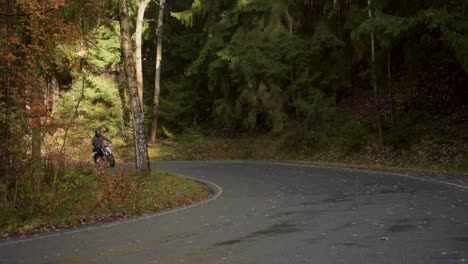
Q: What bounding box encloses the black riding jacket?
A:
[92,135,111,148]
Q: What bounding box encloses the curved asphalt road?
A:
[1,161,468,264]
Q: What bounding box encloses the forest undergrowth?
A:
[150,124,468,184]
[0,157,211,239]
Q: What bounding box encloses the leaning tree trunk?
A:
[150,0,166,143]
[368,0,383,147]
[135,0,151,115]
[120,0,151,174]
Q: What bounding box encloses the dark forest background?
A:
[151,0,468,170]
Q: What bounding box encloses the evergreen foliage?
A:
[158,78,201,130]
[2,0,467,184]
[54,74,123,137]
[169,0,353,132]
[53,22,123,141]
[423,8,468,73]
[155,0,467,160]
[87,22,122,72]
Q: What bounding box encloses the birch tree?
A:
[150,0,165,142]
[119,0,151,174]
[135,0,151,114]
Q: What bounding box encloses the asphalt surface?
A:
[1,161,468,264]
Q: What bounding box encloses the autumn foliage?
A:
[1,0,75,200]
[0,0,206,236]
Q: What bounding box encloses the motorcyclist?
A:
[92,129,111,160]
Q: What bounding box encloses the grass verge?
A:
[0,164,211,239]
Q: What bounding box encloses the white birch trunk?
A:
[150,0,166,143]
[135,0,151,115]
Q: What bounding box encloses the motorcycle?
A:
[94,145,116,167]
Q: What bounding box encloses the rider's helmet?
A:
[95,129,101,137]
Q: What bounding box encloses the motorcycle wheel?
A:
[94,154,102,163]
[109,154,116,167]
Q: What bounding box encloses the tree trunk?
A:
[1,0,14,201]
[32,126,41,168]
[117,64,132,127]
[47,76,58,113]
[368,0,383,147]
[120,0,151,174]
[150,0,166,143]
[312,0,322,20]
[387,49,395,128]
[31,84,42,170]
[135,0,151,115]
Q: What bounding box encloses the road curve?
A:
[1,161,468,264]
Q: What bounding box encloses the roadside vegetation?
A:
[151,126,468,180]
[0,163,211,238]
